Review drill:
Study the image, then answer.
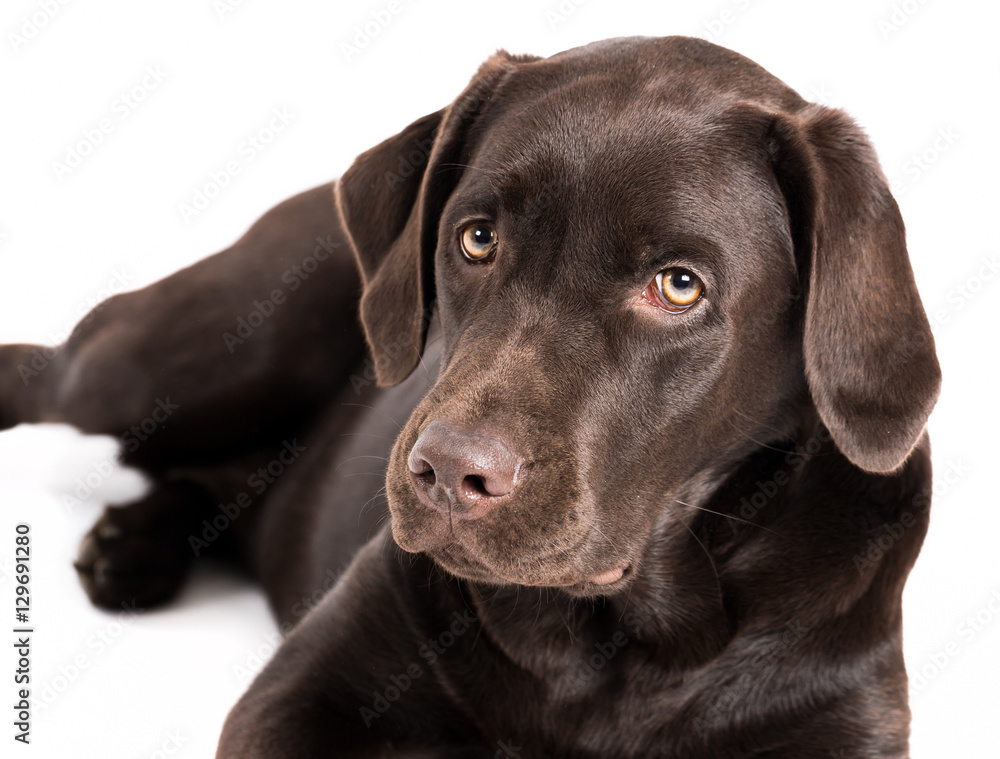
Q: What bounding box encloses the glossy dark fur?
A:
[0,37,940,758]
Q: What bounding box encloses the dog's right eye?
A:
[459,222,498,262]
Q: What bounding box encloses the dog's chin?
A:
[436,548,633,597]
[391,518,633,597]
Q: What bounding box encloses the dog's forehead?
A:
[460,44,798,220]
[471,92,747,215]
[455,76,794,284]
[465,35,803,196]
[535,36,803,110]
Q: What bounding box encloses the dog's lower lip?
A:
[588,565,628,585]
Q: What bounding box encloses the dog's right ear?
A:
[336,52,530,386]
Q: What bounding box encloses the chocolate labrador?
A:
[1,36,941,757]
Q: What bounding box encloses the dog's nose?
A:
[408,421,520,518]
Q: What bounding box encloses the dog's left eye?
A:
[644,268,704,312]
[460,222,498,261]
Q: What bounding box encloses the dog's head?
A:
[335,37,940,596]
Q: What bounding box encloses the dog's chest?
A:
[464,613,688,757]
[485,660,683,758]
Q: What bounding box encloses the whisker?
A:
[502,586,522,624]
[677,517,724,603]
[381,532,397,564]
[618,580,635,628]
[359,487,388,523]
[722,416,795,455]
[455,580,479,647]
[334,454,388,472]
[590,523,621,555]
[343,470,389,480]
[552,598,578,644]
[674,499,792,543]
[367,512,392,539]
[414,342,434,385]
[546,535,573,561]
[531,589,544,632]
[340,402,404,432]
[729,407,791,442]
[339,431,392,441]
[436,162,503,179]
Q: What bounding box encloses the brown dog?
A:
[1,36,940,757]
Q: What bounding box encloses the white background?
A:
[1,1,997,757]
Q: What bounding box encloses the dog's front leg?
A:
[217,538,487,759]
[217,685,487,759]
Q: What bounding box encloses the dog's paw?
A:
[74,507,191,609]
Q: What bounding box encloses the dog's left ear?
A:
[767,105,942,473]
[336,52,532,386]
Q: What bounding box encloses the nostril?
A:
[408,451,437,492]
[414,469,436,487]
[461,469,516,500]
[461,474,488,499]
[410,453,432,473]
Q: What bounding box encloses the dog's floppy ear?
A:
[335,52,528,386]
[768,105,941,473]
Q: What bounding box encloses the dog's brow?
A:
[445,195,501,223]
[642,233,726,277]
[437,162,504,180]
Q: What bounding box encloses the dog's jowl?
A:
[0,36,940,758]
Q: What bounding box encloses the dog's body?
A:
[0,37,940,757]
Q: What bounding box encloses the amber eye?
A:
[460,222,498,261]
[646,268,704,312]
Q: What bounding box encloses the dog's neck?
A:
[463,489,739,682]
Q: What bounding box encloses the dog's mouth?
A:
[387,461,637,594]
[425,538,633,594]
[536,562,633,591]
[580,564,630,586]
[387,406,636,593]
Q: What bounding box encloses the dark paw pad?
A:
[75,511,191,609]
